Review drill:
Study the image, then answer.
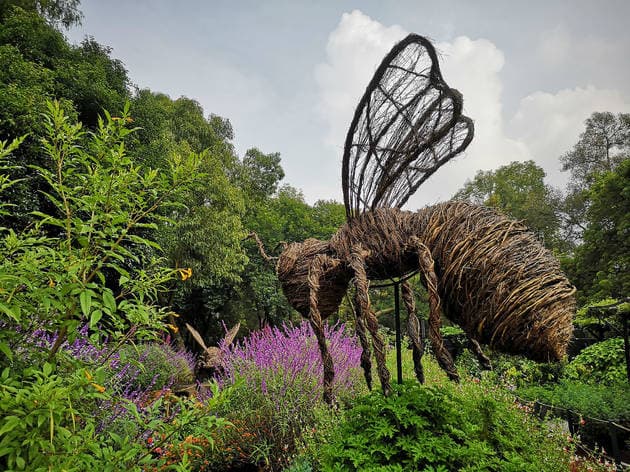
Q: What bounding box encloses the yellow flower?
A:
[166,323,179,333]
[177,268,193,281]
[91,383,106,393]
[84,370,93,381]
[48,278,55,288]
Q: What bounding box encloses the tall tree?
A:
[0,0,82,29]
[561,112,630,191]
[0,7,131,227]
[454,160,563,249]
[560,112,630,243]
[564,159,629,302]
[240,147,284,203]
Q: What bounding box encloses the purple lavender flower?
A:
[217,321,363,404]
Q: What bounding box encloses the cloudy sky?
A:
[67,0,630,210]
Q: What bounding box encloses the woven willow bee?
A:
[252,34,575,404]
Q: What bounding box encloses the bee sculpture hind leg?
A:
[468,336,492,371]
[348,244,392,396]
[400,280,425,384]
[350,299,373,390]
[409,237,460,382]
[307,253,338,405]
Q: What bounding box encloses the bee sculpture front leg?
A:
[409,237,459,382]
[400,280,425,384]
[348,244,392,396]
[307,254,338,405]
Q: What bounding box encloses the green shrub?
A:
[518,381,630,456]
[518,381,630,423]
[456,350,564,388]
[0,103,209,471]
[564,338,627,385]
[319,381,574,472]
[0,363,150,471]
[114,343,195,391]
[0,101,203,364]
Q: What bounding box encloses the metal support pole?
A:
[623,314,629,384]
[394,282,402,384]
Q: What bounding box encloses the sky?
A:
[66,0,630,210]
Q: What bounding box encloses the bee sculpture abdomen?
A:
[412,201,575,361]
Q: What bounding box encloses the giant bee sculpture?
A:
[253,34,575,403]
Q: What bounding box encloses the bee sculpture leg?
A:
[349,244,392,396]
[353,306,373,390]
[468,336,492,371]
[307,254,337,405]
[409,237,460,382]
[400,280,425,384]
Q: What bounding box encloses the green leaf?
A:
[0,416,20,436]
[102,290,116,313]
[80,290,92,317]
[0,342,12,361]
[0,302,19,322]
[89,310,102,329]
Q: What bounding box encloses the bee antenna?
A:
[245,232,278,265]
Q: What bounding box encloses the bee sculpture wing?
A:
[342,34,474,220]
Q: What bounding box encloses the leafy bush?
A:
[564,338,627,385]
[319,381,576,472]
[115,342,195,391]
[0,103,215,471]
[0,363,157,471]
[518,381,630,456]
[518,381,630,423]
[0,333,228,471]
[0,101,202,364]
[456,350,564,388]
[209,321,364,470]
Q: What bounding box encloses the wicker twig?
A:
[401,280,425,384]
[349,244,392,397]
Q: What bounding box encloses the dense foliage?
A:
[319,381,576,472]
[0,2,628,470]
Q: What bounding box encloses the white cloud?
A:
[508,85,630,188]
[314,10,407,148]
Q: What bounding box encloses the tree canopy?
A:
[454,160,562,249]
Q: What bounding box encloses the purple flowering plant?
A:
[208,321,364,469]
[22,323,196,435]
[218,321,363,404]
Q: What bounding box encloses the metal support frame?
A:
[394,281,402,384]
[624,312,629,384]
[371,271,419,386]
